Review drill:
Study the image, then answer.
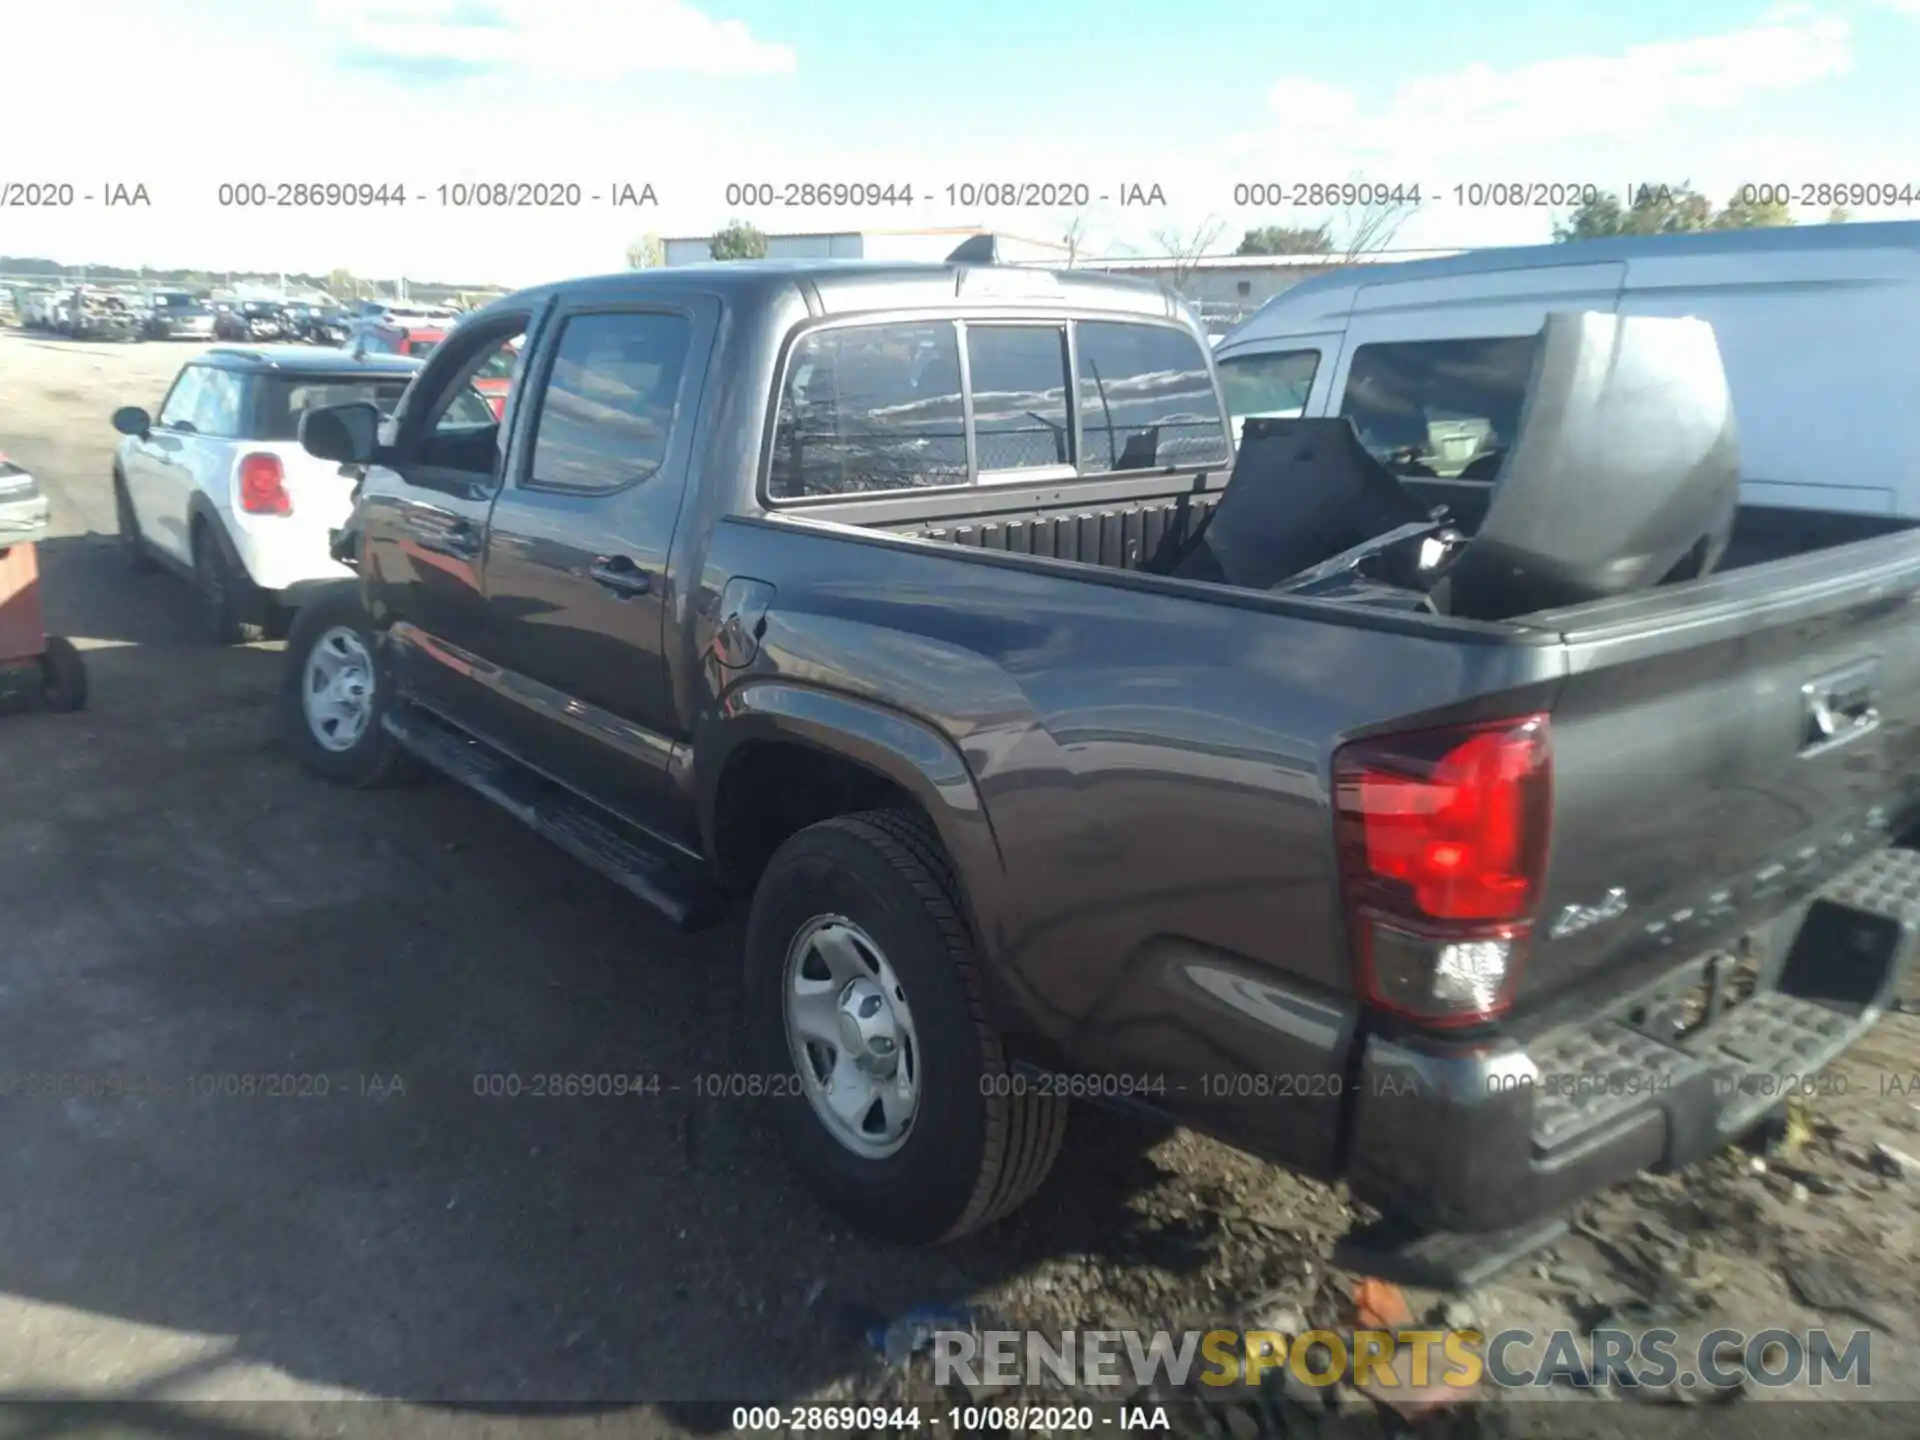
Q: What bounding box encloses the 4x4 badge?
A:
[1550,887,1629,939]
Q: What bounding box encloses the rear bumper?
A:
[1345,846,1920,1233]
[225,514,356,597]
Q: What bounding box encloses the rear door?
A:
[479,295,717,832]
[1326,263,1625,517]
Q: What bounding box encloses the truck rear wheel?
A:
[744,808,1067,1244]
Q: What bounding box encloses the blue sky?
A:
[8,0,1920,283]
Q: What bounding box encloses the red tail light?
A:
[1334,715,1551,1025]
[238,453,291,515]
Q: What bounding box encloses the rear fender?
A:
[696,681,1011,952]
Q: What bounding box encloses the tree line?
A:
[1231,182,1849,255]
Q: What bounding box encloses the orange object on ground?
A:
[0,541,47,665]
[1352,1276,1415,1330]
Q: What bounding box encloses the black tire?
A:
[279,588,424,788]
[191,520,266,645]
[113,470,158,573]
[744,808,1067,1244]
[37,636,87,712]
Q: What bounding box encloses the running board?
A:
[383,702,732,932]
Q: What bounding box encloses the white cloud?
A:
[1166,12,1870,251]
[1254,14,1851,167]
[311,0,797,78]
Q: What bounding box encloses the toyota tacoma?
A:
[278,258,1920,1265]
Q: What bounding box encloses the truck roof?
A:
[475,259,1187,323]
[1226,217,1920,343]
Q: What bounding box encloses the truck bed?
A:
[795,467,1913,584]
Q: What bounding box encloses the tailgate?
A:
[1516,528,1920,1011]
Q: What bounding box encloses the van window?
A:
[769,322,968,499]
[1339,337,1535,481]
[1218,349,1320,438]
[1076,321,1231,473]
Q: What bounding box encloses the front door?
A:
[479,297,716,834]
[356,316,536,735]
[128,363,208,563]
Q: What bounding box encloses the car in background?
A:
[281,302,350,344]
[108,345,498,644]
[144,290,216,340]
[1212,218,1920,516]
[355,300,460,325]
[215,300,289,342]
[75,295,145,342]
[63,290,143,342]
[343,317,517,417]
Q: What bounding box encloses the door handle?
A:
[589,556,651,597]
[407,513,480,559]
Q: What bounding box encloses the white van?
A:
[1213,219,1920,517]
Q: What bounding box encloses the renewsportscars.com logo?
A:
[932,1326,1875,1394]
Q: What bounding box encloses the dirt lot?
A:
[2,329,1919,1436]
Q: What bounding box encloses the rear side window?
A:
[1340,338,1535,481]
[254,376,418,441]
[768,322,967,499]
[1218,349,1321,438]
[966,325,1071,474]
[527,311,693,493]
[1075,321,1230,473]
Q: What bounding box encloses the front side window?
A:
[1076,321,1231,473]
[768,322,967,499]
[192,368,245,438]
[1339,337,1536,481]
[1218,349,1321,440]
[966,325,1070,474]
[157,365,207,429]
[527,311,693,493]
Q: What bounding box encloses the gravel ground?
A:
[1,330,1917,1437]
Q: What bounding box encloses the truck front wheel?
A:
[279,589,423,788]
[744,809,1067,1244]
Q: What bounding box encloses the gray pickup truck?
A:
[281,256,1920,1270]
